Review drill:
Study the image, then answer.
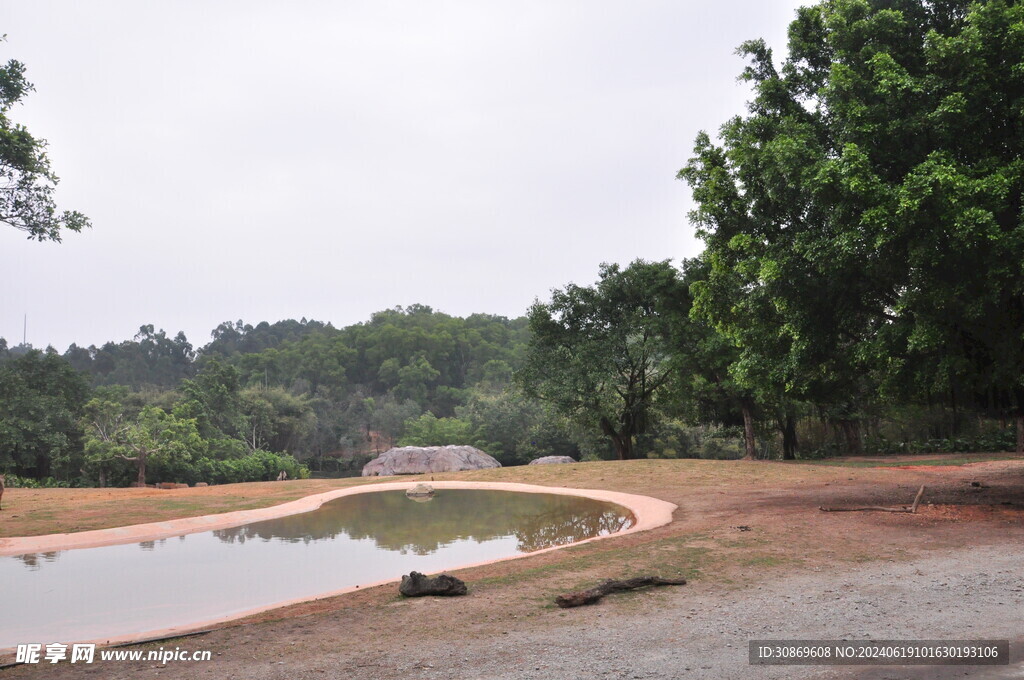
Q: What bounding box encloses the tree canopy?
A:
[519,261,682,460]
[681,0,1024,452]
[0,350,90,478]
[0,38,89,241]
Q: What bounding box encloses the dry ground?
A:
[2,455,1023,679]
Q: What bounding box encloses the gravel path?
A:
[322,543,1024,680]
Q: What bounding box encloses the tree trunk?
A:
[1017,414,1024,455]
[838,419,862,455]
[136,458,147,487]
[780,414,798,460]
[740,400,756,460]
[622,434,635,460]
[950,384,960,437]
[1014,389,1024,455]
[600,416,632,460]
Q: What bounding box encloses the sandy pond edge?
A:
[1,481,677,650]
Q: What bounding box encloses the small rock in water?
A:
[405,483,435,498]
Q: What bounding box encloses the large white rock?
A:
[361,445,501,476]
[528,455,577,465]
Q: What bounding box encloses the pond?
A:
[1,489,634,649]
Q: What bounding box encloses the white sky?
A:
[0,0,806,352]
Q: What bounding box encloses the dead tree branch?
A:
[819,485,926,513]
[555,576,687,608]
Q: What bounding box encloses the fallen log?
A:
[399,571,467,597]
[819,485,926,513]
[555,576,687,608]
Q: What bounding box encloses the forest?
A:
[3,0,1024,487]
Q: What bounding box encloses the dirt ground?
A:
[2,455,1023,679]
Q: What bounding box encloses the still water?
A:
[2,489,633,648]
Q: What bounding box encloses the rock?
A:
[195,482,209,487]
[399,571,468,597]
[528,456,577,465]
[405,483,435,498]
[157,482,177,490]
[362,445,500,477]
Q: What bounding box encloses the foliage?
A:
[202,318,330,359]
[80,391,310,486]
[0,38,89,240]
[457,389,580,466]
[83,401,205,486]
[64,326,195,388]
[0,349,90,479]
[238,386,315,453]
[519,260,682,460]
[681,0,1024,452]
[151,449,309,486]
[398,413,479,448]
[1,473,73,488]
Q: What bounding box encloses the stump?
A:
[399,571,467,597]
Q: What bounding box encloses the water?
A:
[1,489,633,648]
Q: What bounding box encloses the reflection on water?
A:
[2,490,633,648]
[213,490,632,554]
[12,551,60,571]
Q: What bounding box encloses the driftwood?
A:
[820,485,926,513]
[555,576,687,608]
[399,571,467,597]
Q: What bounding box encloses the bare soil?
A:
[2,455,1023,679]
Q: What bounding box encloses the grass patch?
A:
[802,453,1020,468]
[737,553,800,568]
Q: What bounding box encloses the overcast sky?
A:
[1,1,806,352]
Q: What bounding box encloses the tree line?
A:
[3,0,1022,484]
[526,0,1024,461]
[0,307,585,486]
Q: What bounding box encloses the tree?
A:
[0,349,90,479]
[661,258,765,459]
[178,358,243,439]
[681,0,1024,452]
[398,412,477,448]
[518,260,681,460]
[457,388,580,466]
[369,396,422,449]
[83,401,204,486]
[0,39,89,240]
[238,386,315,453]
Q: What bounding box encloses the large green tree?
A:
[668,258,769,459]
[682,0,1024,452]
[0,350,90,479]
[518,261,682,460]
[83,401,204,486]
[0,39,89,240]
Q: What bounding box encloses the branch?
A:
[819,486,926,513]
[556,576,687,608]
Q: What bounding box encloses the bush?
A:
[145,450,310,485]
[1,474,72,488]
